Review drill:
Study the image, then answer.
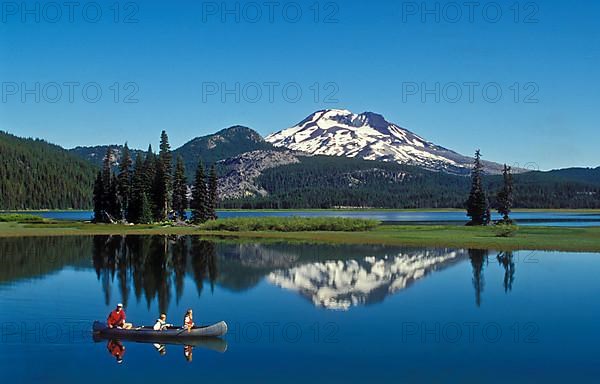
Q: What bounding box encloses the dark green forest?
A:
[221,156,600,209]
[0,131,96,209]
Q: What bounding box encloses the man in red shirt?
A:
[107,303,132,329]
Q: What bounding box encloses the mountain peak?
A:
[266,109,488,174]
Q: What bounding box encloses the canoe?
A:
[92,320,228,342]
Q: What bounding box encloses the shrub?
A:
[0,213,46,223]
[494,223,519,237]
[199,217,380,232]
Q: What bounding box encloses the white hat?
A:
[117,303,123,307]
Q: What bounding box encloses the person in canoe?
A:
[153,314,173,331]
[107,339,126,364]
[107,303,132,329]
[183,309,194,332]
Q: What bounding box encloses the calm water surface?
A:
[11,210,600,227]
[0,236,599,383]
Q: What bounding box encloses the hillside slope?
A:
[0,131,97,209]
[173,125,277,180]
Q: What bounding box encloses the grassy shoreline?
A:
[1,221,600,252]
[3,208,600,213]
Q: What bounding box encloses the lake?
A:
[9,210,600,227]
[0,236,598,382]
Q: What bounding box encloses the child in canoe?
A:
[153,313,172,331]
[183,309,194,331]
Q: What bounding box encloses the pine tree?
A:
[191,161,209,224]
[117,143,132,220]
[152,164,167,221]
[101,147,113,219]
[496,164,514,223]
[207,165,218,220]
[172,156,188,221]
[142,145,156,217]
[92,171,104,222]
[109,174,122,219]
[128,152,146,223]
[466,149,490,226]
[139,192,153,224]
[99,147,119,222]
[153,131,172,221]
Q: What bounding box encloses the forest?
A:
[0,131,96,209]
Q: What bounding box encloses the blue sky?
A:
[1,0,598,170]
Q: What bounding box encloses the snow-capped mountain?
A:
[266,109,499,174]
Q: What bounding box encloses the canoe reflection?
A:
[95,335,227,363]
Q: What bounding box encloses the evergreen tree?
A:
[172,156,188,220]
[109,174,122,219]
[139,192,153,224]
[466,150,490,226]
[153,131,172,221]
[152,164,167,221]
[496,164,514,223]
[128,152,146,223]
[101,147,113,217]
[117,143,133,220]
[92,171,104,222]
[98,147,119,222]
[207,165,219,220]
[142,145,156,216]
[191,161,209,223]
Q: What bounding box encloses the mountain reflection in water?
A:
[268,249,467,310]
[0,236,517,310]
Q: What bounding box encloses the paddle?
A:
[175,326,191,336]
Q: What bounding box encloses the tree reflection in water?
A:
[496,251,515,293]
[468,249,488,307]
[92,235,218,313]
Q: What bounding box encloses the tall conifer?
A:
[207,165,218,220]
[191,161,208,223]
[117,143,132,220]
[172,156,188,220]
[496,164,514,223]
[466,150,490,226]
[92,171,104,222]
[153,131,172,221]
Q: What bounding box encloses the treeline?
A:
[220,155,600,209]
[93,131,218,224]
[467,150,600,225]
[0,131,96,209]
[221,156,470,209]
